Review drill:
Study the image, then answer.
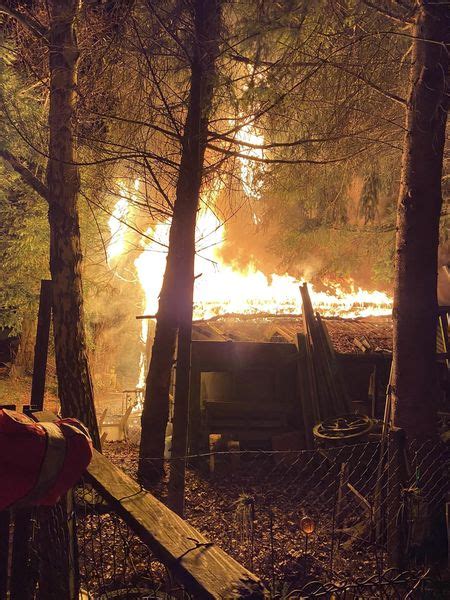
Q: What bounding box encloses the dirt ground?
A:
[102,440,388,591]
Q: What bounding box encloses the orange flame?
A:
[107,123,392,389]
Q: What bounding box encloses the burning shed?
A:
[188,311,393,454]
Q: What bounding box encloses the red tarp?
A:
[0,409,92,511]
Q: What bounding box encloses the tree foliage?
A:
[0,50,48,332]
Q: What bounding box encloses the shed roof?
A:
[192,314,393,354]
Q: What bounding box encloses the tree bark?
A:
[392,2,449,440]
[47,0,100,448]
[139,0,221,483]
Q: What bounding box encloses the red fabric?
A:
[0,410,92,511]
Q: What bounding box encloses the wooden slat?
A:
[30,280,52,410]
[31,412,267,599]
[295,333,316,449]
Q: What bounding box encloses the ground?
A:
[102,439,391,591]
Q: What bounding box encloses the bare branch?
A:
[362,0,415,25]
[0,147,48,200]
[0,3,48,40]
[206,143,370,165]
[213,127,383,151]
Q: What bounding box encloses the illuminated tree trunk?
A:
[47,0,100,448]
[139,0,221,483]
[392,2,449,439]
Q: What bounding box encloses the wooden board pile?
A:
[297,283,352,448]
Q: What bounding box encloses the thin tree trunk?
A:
[391,5,449,564]
[392,2,449,440]
[393,1,450,438]
[139,0,221,484]
[47,0,100,448]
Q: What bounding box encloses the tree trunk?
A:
[392,2,449,440]
[139,0,221,484]
[47,0,100,448]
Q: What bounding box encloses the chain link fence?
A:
[2,433,447,598]
[13,481,191,599]
[111,432,448,596]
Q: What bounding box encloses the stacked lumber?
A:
[297,283,352,447]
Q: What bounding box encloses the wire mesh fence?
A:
[74,481,188,599]
[1,433,447,599]
[109,432,448,596]
[282,567,444,598]
[15,482,192,599]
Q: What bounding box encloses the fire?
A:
[193,205,391,318]
[107,178,140,264]
[134,221,170,388]
[115,197,392,322]
[107,122,392,382]
[236,120,264,200]
[107,184,129,263]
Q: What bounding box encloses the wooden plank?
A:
[191,340,297,372]
[188,367,203,455]
[30,280,52,410]
[316,314,351,414]
[336,352,392,365]
[295,333,317,449]
[87,451,267,598]
[31,412,267,599]
[347,483,371,514]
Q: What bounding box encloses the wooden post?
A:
[167,322,192,516]
[188,366,202,456]
[368,364,378,418]
[335,462,349,528]
[30,280,52,410]
[0,511,10,598]
[10,508,33,600]
[37,498,75,600]
[387,427,407,569]
[295,334,314,449]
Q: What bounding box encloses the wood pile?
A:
[298,283,352,448]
